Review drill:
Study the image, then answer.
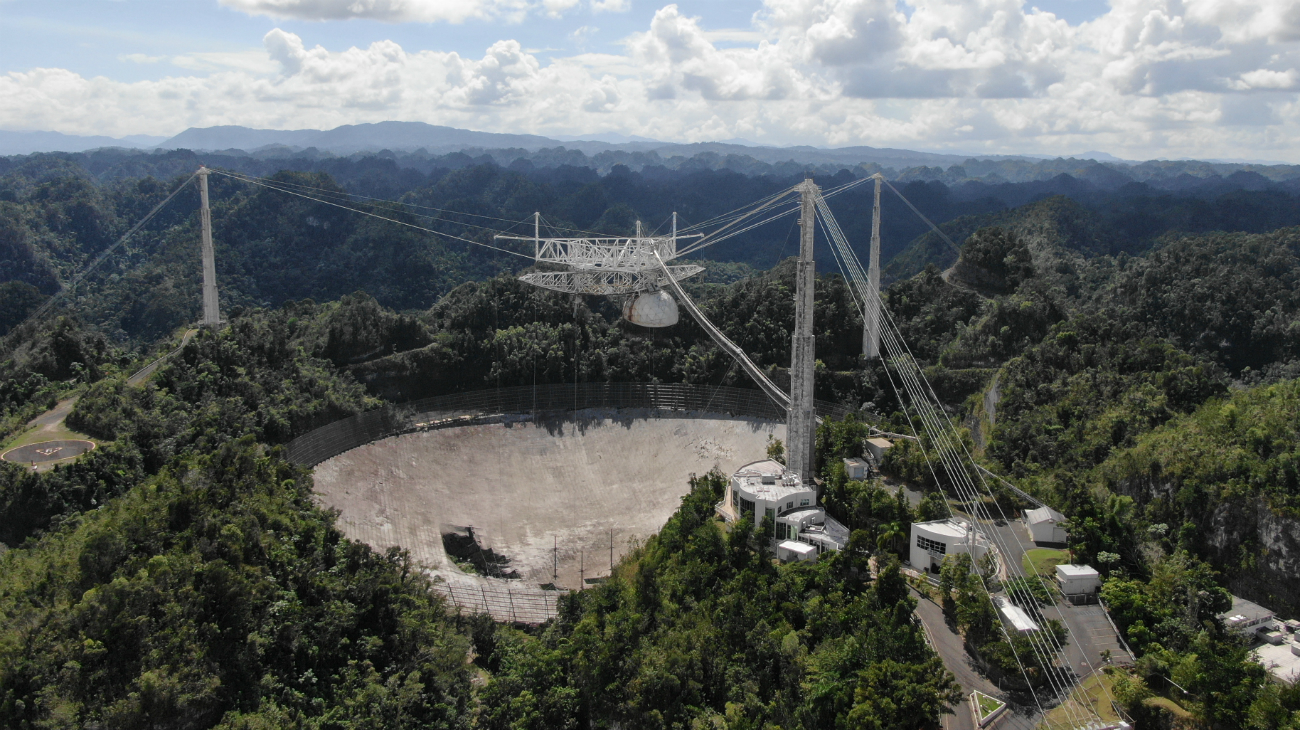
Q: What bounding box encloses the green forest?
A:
[3,149,1300,728]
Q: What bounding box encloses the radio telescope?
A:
[498,214,703,327]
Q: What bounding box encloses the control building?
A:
[909,518,991,574]
[720,459,849,557]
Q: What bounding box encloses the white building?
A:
[866,437,892,463]
[1025,506,1068,544]
[844,457,869,480]
[1221,595,1277,637]
[994,596,1040,635]
[723,459,816,524]
[777,540,818,562]
[909,519,991,574]
[1056,564,1101,602]
[721,459,850,558]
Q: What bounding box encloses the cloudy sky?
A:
[2,0,1298,161]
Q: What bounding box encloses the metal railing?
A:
[286,382,855,467]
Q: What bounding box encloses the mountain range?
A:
[0,121,1100,170]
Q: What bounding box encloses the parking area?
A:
[1053,603,1133,670]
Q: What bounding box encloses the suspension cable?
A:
[212,170,535,260]
[1,172,198,353]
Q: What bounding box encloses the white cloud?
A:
[120,53,165,64]
[591,0,630,12]
[218,0,522,24]
[1235,68,1298,90]
[4,0,1300,161]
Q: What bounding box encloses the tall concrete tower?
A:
[196,167,222,327]
[787,180,819,484]
[863,174,882,358]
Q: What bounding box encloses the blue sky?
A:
[1,0,1297,161]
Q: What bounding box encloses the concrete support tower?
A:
[197,167,222,327]
[863,175,882,359]
[787,180,819,484]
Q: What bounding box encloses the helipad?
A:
[1,439,97,465]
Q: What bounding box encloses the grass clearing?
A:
[1023,547,1070,577]
[1040,670,1122,729]
[1144,696,1194,719]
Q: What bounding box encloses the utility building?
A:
[1056,564,1101,604]
[1025,506,1068,544]
[844,457,869,480]
[865,437,892,464]
[910,519,991,574]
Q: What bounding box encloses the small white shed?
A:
[865,438,893,462]
[844,457,869,480]
[777,540,818,563]
[1056,564,1101,596]
[1025,506,1068,544]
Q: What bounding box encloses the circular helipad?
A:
[1,439,96,465]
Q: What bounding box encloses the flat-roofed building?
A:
[909,518,991,574]
[1056,564,1101,604]
[1221,595,1277,637]
[720,459,850,556]
[722,459,816,525]
[844,457,869,480]
[865,437,892,463]
[777,540,818,563]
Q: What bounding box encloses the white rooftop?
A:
[1026,506,1066,524]
[800,514,850,549]
[915,518,974,539]
[779,540,817,556]
[994,596,1040,633]
[844,457,868,465]
[866,438,892,448]
[1057,564,1099,578]
[1253,641,1300,685]
[734,459,806,502]
[1221,595,1275,624]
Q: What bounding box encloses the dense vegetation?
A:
[476,472,960,729]
[5,149,1300,728]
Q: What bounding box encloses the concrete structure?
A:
[312,413,784,591]
[724,459,814,524]
[1056,564,1101,601]
[1221,595,1277,637]
[786,180,819,484]
[993,596,1040,635]
[1025,506,1068,544]
[196,167,222,327]
[863,175,882,359]
[721,460,850,554]
[910,518,991,574]
[777,540,817,563]
[865,437,892,464]
[1253,641,1300,685]
[844,457,869,480]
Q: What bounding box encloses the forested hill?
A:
[6,149,1300,726]
[6,148,1300,348]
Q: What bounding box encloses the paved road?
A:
[912,589,1041,730]
[127,328,198,386]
